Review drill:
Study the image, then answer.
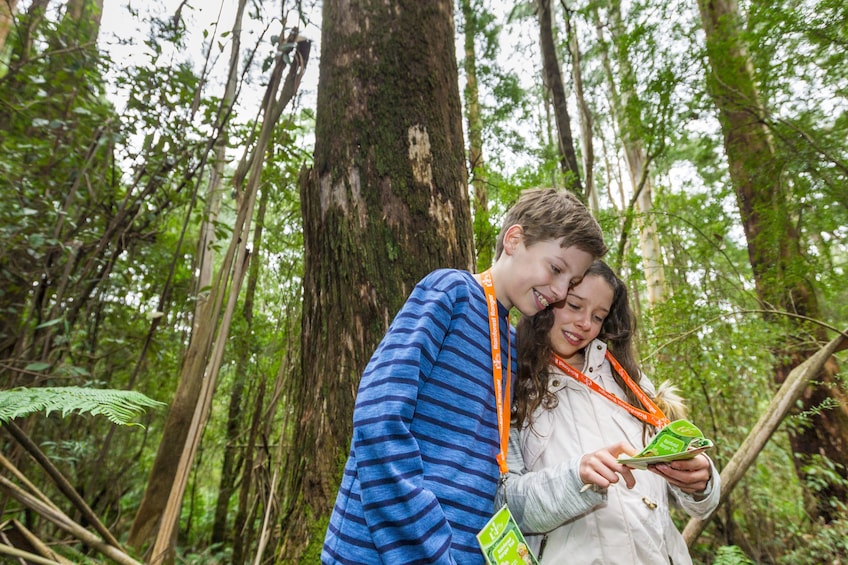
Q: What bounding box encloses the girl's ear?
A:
[502,224,524,255]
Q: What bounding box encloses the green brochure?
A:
[477,504,539,565]
[617,419,714,470]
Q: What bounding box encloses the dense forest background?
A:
[1,0,847,563]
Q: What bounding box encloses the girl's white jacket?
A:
[497,338,720,564]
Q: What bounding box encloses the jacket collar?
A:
[584,338,608,373]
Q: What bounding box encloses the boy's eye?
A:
[551,264,562,275]
[567,302,580,310]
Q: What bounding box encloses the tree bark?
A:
[697,0,848,521]
[538,0,583,195]
[279,0,474,559]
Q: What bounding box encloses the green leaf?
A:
[35,317,64,329]
[0,387,166,427]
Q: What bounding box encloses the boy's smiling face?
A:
[496,226,595,316]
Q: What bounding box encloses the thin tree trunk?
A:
[210,171,269,546]
[697,0,848,521]
[207,0,249,546]
[538,0,583,196]
[278,0,473,559]
[461,0,492,272]
[0,0,18,53]
[63,0,102,31]
[594,3,667,304]
[562,2,597,213]
[145,35,310,565]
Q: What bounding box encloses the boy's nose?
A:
[551,276,571,301]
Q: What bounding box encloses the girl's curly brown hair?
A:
[513,261,646,428]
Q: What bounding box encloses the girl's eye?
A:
[593,316,605,324]
[567,302,580,310]
[551,264,562,275]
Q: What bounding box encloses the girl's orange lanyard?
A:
[480,270,511,475]
[551,351,670,429]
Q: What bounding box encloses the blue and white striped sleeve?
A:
[350,274,463,564]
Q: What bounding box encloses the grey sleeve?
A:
[494,427,605,534]
[670,455,721,519]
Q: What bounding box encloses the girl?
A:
[499,261,719,564]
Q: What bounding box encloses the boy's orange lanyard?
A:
[551,351,670,429]
[480,270,511,474]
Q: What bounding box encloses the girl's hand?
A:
[649,454,711,494]
[579,441,637,490]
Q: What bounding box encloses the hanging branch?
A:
[148,31,311,565]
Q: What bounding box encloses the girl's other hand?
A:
[649,454,711,494]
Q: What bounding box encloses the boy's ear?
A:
[502,224,524,254]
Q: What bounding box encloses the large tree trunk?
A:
[538,0,583,195]
[698,0,848,521]
[278,0,474,560]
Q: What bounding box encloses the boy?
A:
[322,188,607,564]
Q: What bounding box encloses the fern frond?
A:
[0,387,166,426]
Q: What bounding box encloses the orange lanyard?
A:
[481,270,511,475]
[551,350,670,429]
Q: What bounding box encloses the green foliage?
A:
[778,517,848,565]
[713,545,755,565]
[0,386,165,426]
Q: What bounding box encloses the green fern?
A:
[0,387,166,426]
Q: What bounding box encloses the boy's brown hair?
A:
[494,188,608,260]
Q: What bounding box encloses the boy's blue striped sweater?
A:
[322,269,516,564]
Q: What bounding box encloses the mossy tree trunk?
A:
[698,0,848,521]
[278,0,474,560]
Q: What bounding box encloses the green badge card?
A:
[477,504,539,565]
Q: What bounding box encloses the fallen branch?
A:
[3,420,123,548]
[0,475,143,565]
[0,541,62,565]
[0,518,75,564]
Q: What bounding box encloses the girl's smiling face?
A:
[549,274,614,363]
